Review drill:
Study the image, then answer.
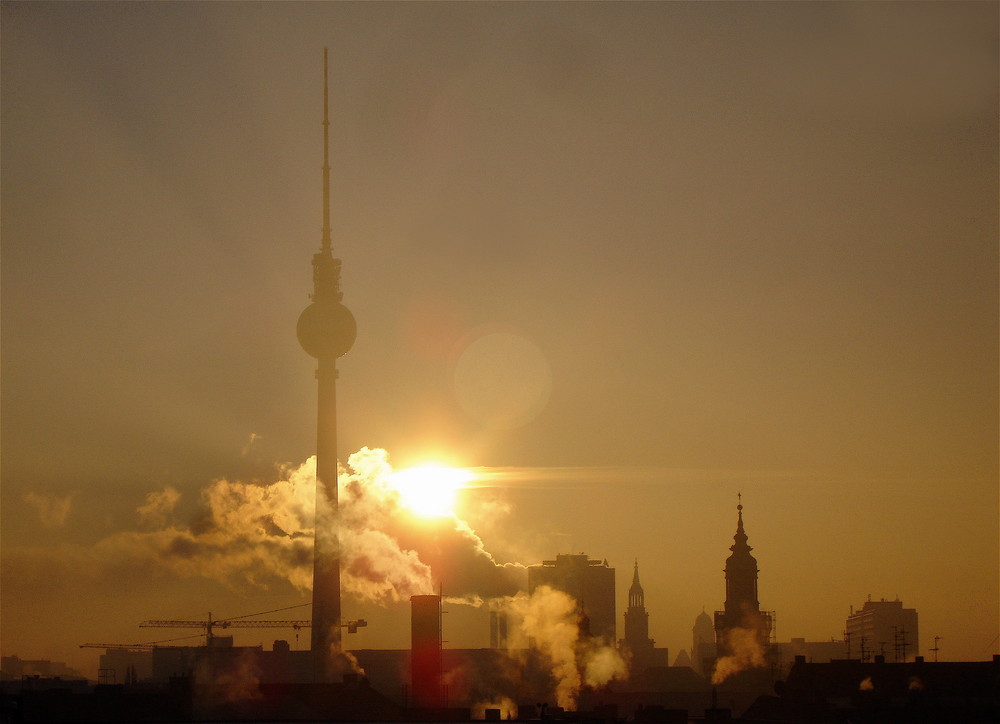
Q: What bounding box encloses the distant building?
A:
[97,648,153,684]
[672,649,693,668]
[0,655,84,681]
[692,610,716,676]
[620,560,669,675]
[528,553,616,643]
[772,638,847,674]
[846,596,919,662]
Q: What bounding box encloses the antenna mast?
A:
[321,47,332,254]
[930,635,942,662]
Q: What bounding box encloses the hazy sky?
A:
[2,1,997,676]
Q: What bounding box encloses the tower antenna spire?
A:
[321,47,332,254]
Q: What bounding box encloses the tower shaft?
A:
[310,356,342,672]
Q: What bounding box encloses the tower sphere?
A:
[297,300,357,359]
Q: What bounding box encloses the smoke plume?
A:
[711,626,766,684]
[506,586,626,710]
[338,447,525,601]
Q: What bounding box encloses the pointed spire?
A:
[731,494,751,553]
[628,558,644,609]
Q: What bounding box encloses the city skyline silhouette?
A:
[2,1,997,681]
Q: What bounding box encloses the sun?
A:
[389,465,473,518]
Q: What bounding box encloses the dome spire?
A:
[731,492,750,553]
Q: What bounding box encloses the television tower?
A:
[297,48,357,681]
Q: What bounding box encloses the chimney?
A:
[411,595,442,709]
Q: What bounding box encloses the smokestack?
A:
[411,595,442,709]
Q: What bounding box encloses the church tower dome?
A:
[723,500,760,617]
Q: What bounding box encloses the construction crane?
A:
[80,643,156,651]
[138,605,367,646]
[80,632,205,651]
[140,611,311,645]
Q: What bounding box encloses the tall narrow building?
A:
[297,49,357,681]
[713,499,773,658]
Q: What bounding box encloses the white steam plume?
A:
[711,626,766,684]
[506,586,626,710]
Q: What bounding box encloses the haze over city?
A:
[2,1,997,680]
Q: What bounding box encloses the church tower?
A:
[297,49,357,681]
[723,499,759,619]
[621,560,663,674]
[623,560,650,649]
[713,498,772,657]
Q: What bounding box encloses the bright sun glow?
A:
[389,465,473,518]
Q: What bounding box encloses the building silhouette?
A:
[743,656,1000,722]
[528,554,616,643]
[771,637,848,675]
[295,49,357,681]
[691,609,716,676]
[620,560,668,674]
[846,596,919,662]
[713,500,773,658]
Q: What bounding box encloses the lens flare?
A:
[390,465,473,518]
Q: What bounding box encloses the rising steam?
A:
[506,586,627,710]
[711,626,766,684]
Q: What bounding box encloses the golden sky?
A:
[2,1,997,676]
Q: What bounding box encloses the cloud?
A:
[338,447,525,603]
[10,448,525,606]
[23,492,74,529]
[136,486,181,527]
